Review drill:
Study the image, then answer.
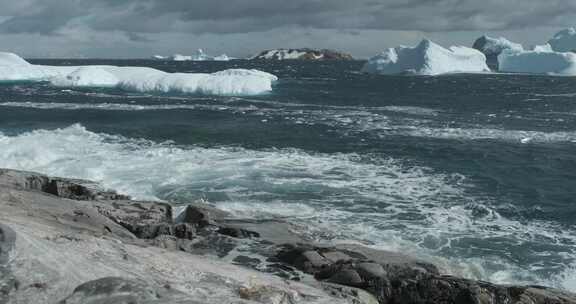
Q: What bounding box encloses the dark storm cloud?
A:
[1,0,576,35]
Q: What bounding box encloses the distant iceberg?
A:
[151,55,168,60]
[498,47,576,75]
[0,52,277,95]
[213,54,231,61]
[362,39,490,76]
[548,28,576,53]
[170,54,193,61]
[153,49,232,62]
[472,36,523,70]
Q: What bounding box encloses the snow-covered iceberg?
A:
[548,28,576,53]
[362,39,490,76]
[498,48,576,75]
[0,52,277,95]
[472,35,523,70]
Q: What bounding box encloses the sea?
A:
[0,59,575,290]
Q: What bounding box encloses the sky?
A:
[0,0,575,58]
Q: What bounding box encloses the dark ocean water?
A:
[0,59,575,289]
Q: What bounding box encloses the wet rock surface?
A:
[0,169,575,304]
[274,244,576,304]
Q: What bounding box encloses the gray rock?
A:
[177,205,229,228]
[356,263,387,280]
[59,277,199,304]
[275,244,576,304]
[326,270,364,287]
[0,224,17,304]
[0,169,129,201]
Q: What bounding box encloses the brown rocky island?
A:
[251,48,354,60]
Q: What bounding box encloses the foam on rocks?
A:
[0,51,276,95]
[361,39,490,76]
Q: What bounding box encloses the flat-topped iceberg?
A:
[362,39,490,76]
[548,28,576,53]
[0,52,277,95]
[154,49,232,62]
[498,47,576,75]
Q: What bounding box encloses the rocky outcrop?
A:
[274,244,576,304]
[251,49,354,61]
[0,169,354,304]
[0,169,575,304]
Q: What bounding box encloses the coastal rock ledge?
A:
[0,168,574,304]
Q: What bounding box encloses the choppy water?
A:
[1,59,576,290]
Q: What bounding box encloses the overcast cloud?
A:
[0,0,574,58]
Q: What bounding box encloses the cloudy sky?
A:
[1,0,575,58]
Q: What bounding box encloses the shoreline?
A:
[0,168,574,304]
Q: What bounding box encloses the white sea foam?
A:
[0,124,574,290]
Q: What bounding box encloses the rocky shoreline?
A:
[0,168,574,304]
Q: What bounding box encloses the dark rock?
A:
[0,169,130,201]
[251,48,354,61]
[218,219,304,244]
[356,263,387,280]
[326,269,364,287]
[232,255,262,268]
[217,227,260,239]
[0,224,15,265]
[173,223,195,240]
[177,205,228,228]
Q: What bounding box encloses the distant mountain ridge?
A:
[251,48,354,60]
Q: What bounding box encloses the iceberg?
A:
[473,36,524,57]
[158,49,231,61]
[151,55,168,60]
[51,66,119,87]
[213,54,231,61]
[0,52,277,95]
[170,54,193,61]
[532,44,554,52]
[498,48,576,75]
[361,39,490,76]
[192,49,210,61]
[472,35,523,70]
[548,28,576,53]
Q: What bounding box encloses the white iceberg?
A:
[0,52,277,95]
[532,44,554,52]
[361,39,490,76]
[170,54,193,61]
[192,49,210,61]
[159,49,231,61]
[548,28,576,53]
[213,54,231,61]
[498,48,576,75]
[473,36,524,57]
[51,66,119,87]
